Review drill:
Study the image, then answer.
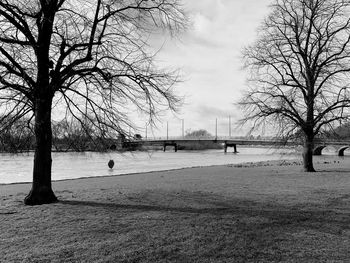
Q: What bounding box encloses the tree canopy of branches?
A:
[52,118,113,152]
[0,0,186,205]
[0,115,34,152]
[324,122,350,139]
[239,0,350,172]
[185,129,213,138]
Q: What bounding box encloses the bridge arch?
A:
[313,145,326,155]
[338,146,350,156]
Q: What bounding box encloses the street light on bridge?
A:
[167,121,169,140]
[182,119,184,139]
[229,116,231,138]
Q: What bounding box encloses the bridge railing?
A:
[141,136,288,142]
[135,136,350,145]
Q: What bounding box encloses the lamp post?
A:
[229,116,231,138]
[182,119,184,138]
[166,121,169,140]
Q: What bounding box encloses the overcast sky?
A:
[147,0,272,138]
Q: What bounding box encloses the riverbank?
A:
[1,158,350,262]
[0,147,300,184]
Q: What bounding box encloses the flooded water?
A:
[0,146,347,184]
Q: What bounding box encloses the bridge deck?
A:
[121,138,350,155]
[130,139,295,146]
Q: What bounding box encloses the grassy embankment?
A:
[1,157,350,262]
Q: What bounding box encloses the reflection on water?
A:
[0,146,348,184]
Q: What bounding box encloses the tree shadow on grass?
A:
[60,199,233,215]
[316,168,350,173]
[60,198,350,234]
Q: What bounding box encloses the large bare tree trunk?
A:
[24,1,57,205]
[302,133,315,172]
[24,97,57,205]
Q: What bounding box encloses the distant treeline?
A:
[3,118,348,153]
[0,118,123,153]
[0,120,225,152]
[180,129,223,150]
[324,123,350,139]
[0,118,34,152]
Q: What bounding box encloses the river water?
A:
[0,146,346,184]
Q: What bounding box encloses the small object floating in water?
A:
[108,159,114,169]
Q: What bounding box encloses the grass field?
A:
[1,158,350,262]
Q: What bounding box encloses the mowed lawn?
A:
[1,159,350,262]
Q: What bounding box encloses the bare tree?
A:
[0,0,186,205]
[185,129,212,138]
[52,118,113,151]
[239,0,350,172]
[0,115,34,152]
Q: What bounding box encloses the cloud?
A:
[183,0,271,48]
[194,104,237,119]
[145,0,273,136]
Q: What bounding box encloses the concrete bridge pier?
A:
[224,142,237,153]
[163,142,177,152]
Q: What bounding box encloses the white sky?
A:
[145,0,272,138]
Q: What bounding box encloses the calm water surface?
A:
[0,146,347,184]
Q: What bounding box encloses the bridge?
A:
[121,137,350,156]
[137,138,293,153]
[313,140,350,156]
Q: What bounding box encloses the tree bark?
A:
[24,1,58,205]
[24,97,57,205]
[302,133,316,172]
